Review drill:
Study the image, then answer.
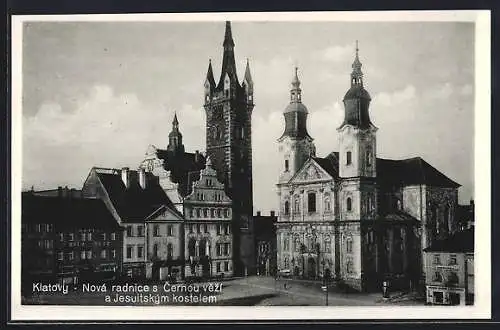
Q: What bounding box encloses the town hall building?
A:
[276,43,461,292]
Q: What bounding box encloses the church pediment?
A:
[289,159,333,184]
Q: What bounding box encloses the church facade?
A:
[276,44,461,291]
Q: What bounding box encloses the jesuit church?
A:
[275,43,461,291]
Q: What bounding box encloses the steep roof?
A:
[377,157,460,188]
[156,149,206,197]
[312,152,340,179]
[22,194,121,230]
[94,169,181,222]
[424,228,474,253]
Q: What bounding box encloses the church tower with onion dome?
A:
[277,67,316,184]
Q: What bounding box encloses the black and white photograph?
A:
[11,11,490,321]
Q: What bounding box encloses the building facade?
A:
[183,157,234,278]
[21,192,123,294]
[254,211,277,276]
[424,228,474,305]
[276,44,461,292]
[203,21,255,275]
[82,166,184,280]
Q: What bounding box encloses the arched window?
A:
[285,159,289,172]
[325,198,331,212]
[325,237,331,253]
[346,151,352,165]
[284,200,290,215]
[196,209,201,218]
[366,148,372,166]
[346,259,353,274]
[448,272,459,286]
[346,237,353,253]
[308,193,316,213]
[217,209,222,218]
[433,272,443,282]
[346,197,352,212]
[294,197,301,213]
[203,208,208,217]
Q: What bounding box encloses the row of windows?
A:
[188,223,230,235]
[196,191,224,201]
[189,207,230,218]
[57,249,117,261]
[126,243,174,259]
[30,224,53,233]
[58,232,117,242]
[126,225,174,237]
[283,195,375,216]
[187,240,231,257]
[215,261,231,273]
[282,238,333,253]
[283,194,332,215]
[432,271,459,285]
[344,150,372,167]
[433,254,458,266]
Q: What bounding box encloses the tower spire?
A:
[290,66,302,103]
[206,59,215,86]
[351,40,363,86]
[168,112,184,154]
[218,21,239,88]
[244,58,253,83]
[223,21,235,48]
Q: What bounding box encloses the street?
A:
[22,276,425,306]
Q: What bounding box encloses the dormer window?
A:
[346,151,352,165]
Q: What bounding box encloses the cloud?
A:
[315,43,354,63]
[372,85,417,108]
[22,84,204,190]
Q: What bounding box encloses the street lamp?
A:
[321,259,328,306]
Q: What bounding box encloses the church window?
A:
[284,237,290,251]
[325,198,331,212]
[325,237,331,253]
[447,272,459,286]
[366,149,372,166]
[346,151,352,165]
[346,197,352,212]
[308,193,316,213]
[433,272,443,282]
[346,259,353,274]
[433,254,441,265]
[284,200,290,215]
[294,198,300,213]
[346,237,353,253]
[285,159,289,172]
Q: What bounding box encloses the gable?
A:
[289,159,334,184]
[146,205,184,222]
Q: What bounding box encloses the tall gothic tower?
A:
[277,67,315,183]
[204,21,255,275]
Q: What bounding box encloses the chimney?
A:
[256,211,261,217]
[270,210,275,217]
[470,199,474,207]
[195,150,200,163]
[121,167,130,188]
[139,167,147,189]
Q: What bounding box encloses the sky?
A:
[21,20,475,213]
